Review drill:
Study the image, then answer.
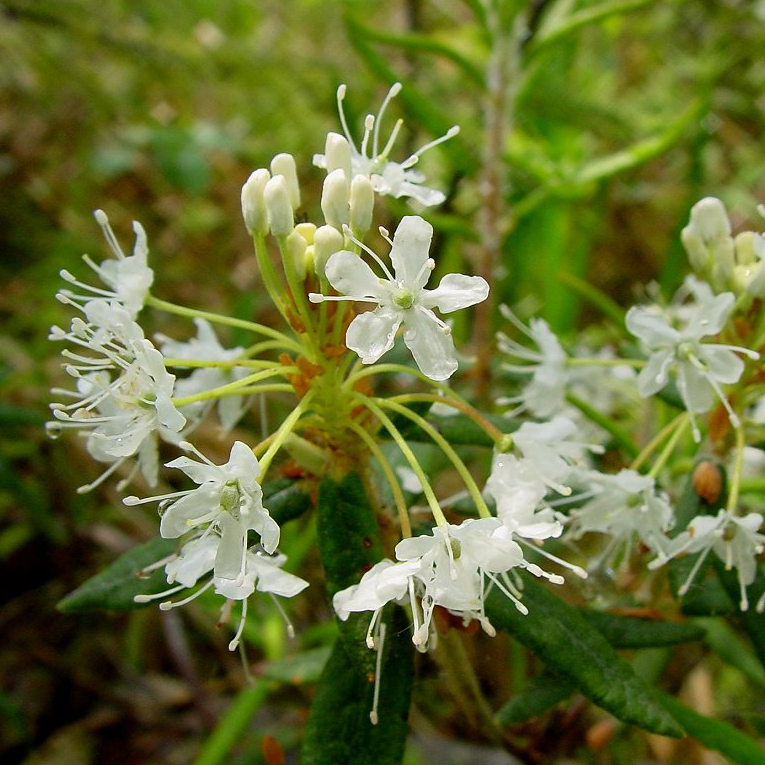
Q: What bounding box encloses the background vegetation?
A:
[2,0,764,762]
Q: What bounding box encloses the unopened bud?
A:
[681,197,734,283]
[313,225,344,277]
[294,222,316,245]
[285,230,308,281]
[323,132,352,178]
[270,153,300,209]
[264,175,294,236]
[321,169,350,230]
[241,168,270,235]
[350,174,374,235]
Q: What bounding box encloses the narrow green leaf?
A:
[57,537,177,612]
[695,617,765,689]
[715,564,765,673]
[261,647,332,685]
[262,478,311,525]
[578,609,704,648]
[485,579,683,737]
[658,692,765,765]
[191,682,270,765]
[301,607,413,765]
[495,670,575,726]
[344,24,483,85]
[556,271,626,328]
[531,0,657,55]
[573,99,703,186]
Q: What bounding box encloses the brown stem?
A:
[474,7,526,400]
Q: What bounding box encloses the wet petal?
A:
[421,273,489,313]
[345,307,402,364]
[390,216,433,288]
[324,250,385,299]
[403,307,458,381]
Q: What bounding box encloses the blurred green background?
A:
[2,0,765,762]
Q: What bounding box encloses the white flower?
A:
[334,518,542,651]
[626,289,757,437]
[485,453,562,540]
[57,209,153,319]
[497,309,568,418]
[308,216,489,380]
[681,197,734,285]
[49,305,186,490]
[649,509,765,611]
[313,83,459,206]
[157,318,250,432]
[511,416,601,495]
[125,441,280,577]
[568,469,674,564]
[137,535,308,650]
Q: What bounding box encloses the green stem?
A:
[252,233,293,327]
[648,415,690,478]
[726,426,746,512]
[388,392,505,444]
[146,295,299,351]
[344,364,470,405]
[163,357,281,369]
[630,412,687,472]
[347,419,412,538]
[258,390,316,477]
[567,357,644,368]
[350,391,447,526]
[375,398,492,519]
[171,367,296,407]
[276,234,319,351]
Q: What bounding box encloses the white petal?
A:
[626,307,679,348]
[215,514,246,580]
[421,274,489,313]
[403,307,458,381]
[324,250,385,299]
[227,441,261,482]
[160,488,220,538]
[676,362,713,413]
[252,556,309,597]
[165,537,217,587]
[390,216,433,289]
[637,349,675,396]
[345,307,402,364]
[697,346,744,384]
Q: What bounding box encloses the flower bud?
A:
[264,175,294,236]
[313,224,344,277]
[241,169,270,235]
[270,153,301,210]
[321,169,350,230]
[323,132,352,178]
[350,174,374,235]
[681,197,734,282]
[294,222,316,245]
[285,230,308,281]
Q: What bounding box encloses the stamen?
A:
[133,583,186,603]
[76,457,126,494]
[342,225,396,282]
[123,489,191,506]
[400,125,460,169]
[228,598,248,651]
[373,82,402,157]
[366,608,381,648]
[159,579,215,610]
[94,209,126,259]
[378,118,403,163]
[335,84,358,153]
[369,622,386,725]
[677,546,712,596]
[178,440,217,465]
[269,594,296,638]
[360,114,374,158]
[485,571,528,615]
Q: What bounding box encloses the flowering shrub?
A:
[49,77,765,765]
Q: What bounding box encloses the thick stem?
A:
[473,6,525,398]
